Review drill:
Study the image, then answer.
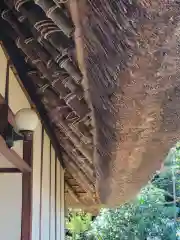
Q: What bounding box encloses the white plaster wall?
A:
[0,47,25,239]
[32,122,42,240]
[32,123,65,240]
[50,147,56,240]
[41,132,51,240]
[0,45,65,240]
[8,69,30,113]
[0,173,22,240]
[0,47,29,164]
[0,48,30,112]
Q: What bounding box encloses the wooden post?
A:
[21,131,33,240]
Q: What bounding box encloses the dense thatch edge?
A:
[68,0,180,207]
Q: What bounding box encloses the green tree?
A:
[66,210,92,240]
[153,144,180,217]
[153,146,180,197]
[67,145,180,240]
[87,144,180,240]
[87,185,176,240]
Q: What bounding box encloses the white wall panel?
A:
[32,123,42,240]
[31,125,65,240]
[50,147,56,240]
[0,174,22,240]
[0,48,24,240]
[41,132,50,240]
[60,167,65,240]
[56,160,61,240]
[0,46,65,240]
[9,69,30,113]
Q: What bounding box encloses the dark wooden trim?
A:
[0,59,9,136]
[5,59,10,105]
[39,127,44,240]
[0,168,20,173]
[21,132,33,240]
[0,103,8,136]
[60,165,65,238]
[55,154,57,240]
[0,28,64,168]
[0,93,16,128]
[49,142,52,240]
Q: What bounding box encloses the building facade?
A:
[0,45,65,240]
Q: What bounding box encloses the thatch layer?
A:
[0,0,96,207]
[70,0,180,206]
[1,0,180,209]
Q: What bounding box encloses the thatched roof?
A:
[1,0,180,210]
[0,0,96,209]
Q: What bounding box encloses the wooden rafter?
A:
[65,182,80,203]
[0,135,31,172]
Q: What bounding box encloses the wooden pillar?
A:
[21,131,33,240]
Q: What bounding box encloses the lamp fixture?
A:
[2,108,39,148]
[15,108,39,132]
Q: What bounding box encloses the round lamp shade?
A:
[15,108,39,132]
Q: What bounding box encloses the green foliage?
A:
[66,210,92,240]
[67,144,180,240]
[89,185,176,240]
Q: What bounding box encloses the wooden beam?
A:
[0,168,20,173]
[65,182,80,203]
[0,103,8,136]
[0,135,31,172]
[21,132,33,240]
[0,94,17,128]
